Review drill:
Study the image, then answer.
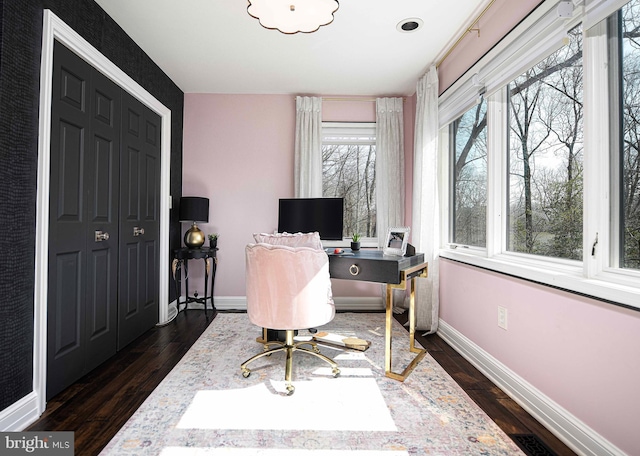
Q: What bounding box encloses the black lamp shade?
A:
[179,197,209,222]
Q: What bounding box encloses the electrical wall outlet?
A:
[497,306,508,330]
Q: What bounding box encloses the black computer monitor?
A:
[278,198,344,241]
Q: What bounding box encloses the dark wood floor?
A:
[394,311,576,456]
[28,309,575,456]
[27,309,213,455]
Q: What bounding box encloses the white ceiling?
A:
[94,0,486,96]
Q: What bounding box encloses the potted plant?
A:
[350,232,361,251]
[208,233,219,249]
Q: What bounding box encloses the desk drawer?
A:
[329,251,426,284]
[328,256,400,284]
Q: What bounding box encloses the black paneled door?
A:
[117,91,161,350]
[47,41,160,399]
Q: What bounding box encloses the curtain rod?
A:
[292,97,407,102]
[435,0,497,68]
[298,97,406,102]
[323,97,378,102]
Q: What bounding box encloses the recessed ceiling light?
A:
[396,18,423,33]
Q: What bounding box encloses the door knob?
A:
[95,230,110,242]
[133,226,145,236]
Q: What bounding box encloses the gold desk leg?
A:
[385,264,428,382]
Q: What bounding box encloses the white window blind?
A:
[583,0,630,30]
[439,0,581,127]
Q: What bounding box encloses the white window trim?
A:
[439,0,640,310]
[582,20,610,280]
[486,88,508,258]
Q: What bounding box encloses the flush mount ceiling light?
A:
[396,18,423,33]
[247,0,339,34]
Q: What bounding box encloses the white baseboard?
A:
[208,296,246,311]
[334,296,384,311]
[0,392,40,431]
[437,320,625,456]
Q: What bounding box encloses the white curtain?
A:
[294,96,323,198]
[376,98,406,309]
[375,98,405,245]
[412,66,440,333]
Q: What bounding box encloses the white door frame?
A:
[32,10,172,416]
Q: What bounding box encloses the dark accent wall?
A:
[0,0,184,412]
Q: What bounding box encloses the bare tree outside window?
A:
[619,0,640,270]
[322,124,377,238]
[450,98,488,247]
[507,25,584,260]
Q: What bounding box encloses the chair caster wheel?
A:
[332,367,340,378]
[242,369,251,378]
[286,384,295,395]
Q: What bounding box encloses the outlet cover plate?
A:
[498,306,508,330]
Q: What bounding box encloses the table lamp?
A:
[179,196,209,248]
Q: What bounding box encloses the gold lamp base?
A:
[184,222,205,248]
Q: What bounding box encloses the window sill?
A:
[440,249,640,311]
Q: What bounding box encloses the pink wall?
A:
[322,97,376,122]
[182,94,295,297]
[437,0,543,94]
[182,94,415,298]
[440,259,640,455]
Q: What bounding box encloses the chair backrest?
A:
[253,231,323,250]
[245,243,335,331]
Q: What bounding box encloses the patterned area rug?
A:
[100,313,524,455]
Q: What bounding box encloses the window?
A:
[611,0,640,270]
[322,123,377,239]
[507,25,583,260]
[450,98,487,247]
[438,0,640,310]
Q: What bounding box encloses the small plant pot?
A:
[350,241,360,251]
[209,240,217,249]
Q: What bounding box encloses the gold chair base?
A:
[242,329,340,395]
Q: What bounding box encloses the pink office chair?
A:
[240,242,340,395]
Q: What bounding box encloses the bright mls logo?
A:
[0,432,73,455]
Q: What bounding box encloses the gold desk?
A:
[328,249,428,381]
